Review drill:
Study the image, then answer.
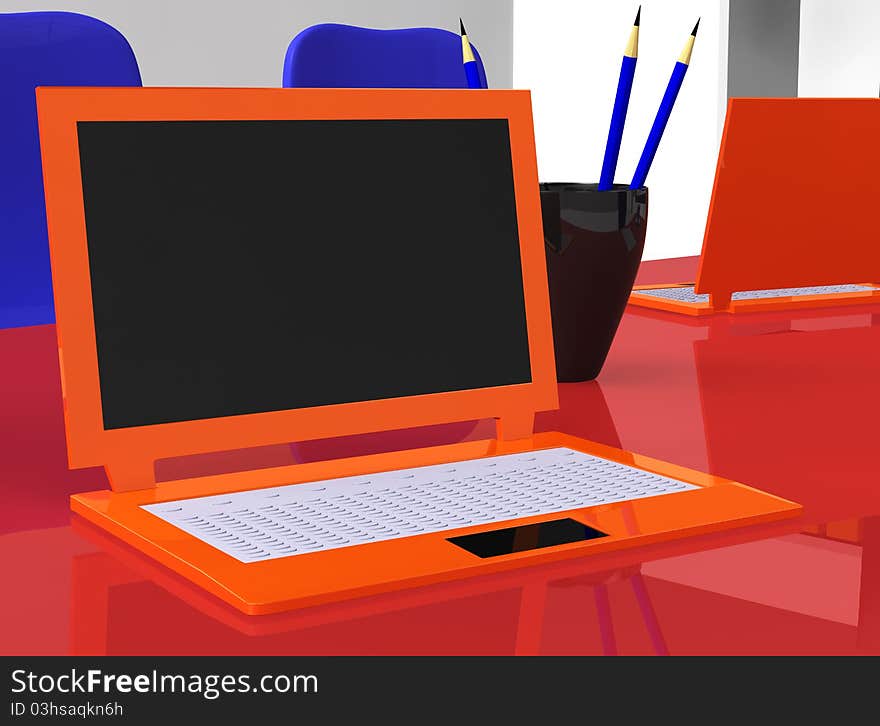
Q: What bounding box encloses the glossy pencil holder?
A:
[540,183,648,382]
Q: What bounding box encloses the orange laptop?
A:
[38,87,800,615]
[630,98,880,316]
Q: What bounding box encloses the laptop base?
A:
[629,283,880,316]
[71,431,800,615]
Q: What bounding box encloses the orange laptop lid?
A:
[37,87,558,491]
[631,97,880,314]
[37,88,800,615]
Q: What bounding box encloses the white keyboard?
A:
[634,283,876,304]
[143,447,697,563]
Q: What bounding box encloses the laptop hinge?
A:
[495,412,535,442]
[104,459,158,492]
[100,417,538,490]
[709,291,732,312]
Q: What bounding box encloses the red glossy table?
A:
[2,257,878,655]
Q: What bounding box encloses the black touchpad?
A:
[448,518,607,558]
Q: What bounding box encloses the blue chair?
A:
[283,23,488,88]
[0,12,141,329]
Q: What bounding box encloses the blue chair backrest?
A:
[283,24,488,88]
[0,12,141,329]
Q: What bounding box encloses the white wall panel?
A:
[514,1,727,260]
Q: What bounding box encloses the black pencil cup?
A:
[540,183,648,382]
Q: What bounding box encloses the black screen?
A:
[447,518,607,558]
[76,119,531,430]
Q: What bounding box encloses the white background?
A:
[798,0,880,97]
[513,0,728,261]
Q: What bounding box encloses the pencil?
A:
[460,19,482,89]
[629,18,700,189]
[598,7,641,190]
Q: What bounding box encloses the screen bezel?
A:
[37,87,557,482]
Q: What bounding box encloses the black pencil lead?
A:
[460,18,467,36]
[692,18,700,36]
[635,7,641,27]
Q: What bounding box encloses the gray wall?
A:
[728,0,800,97]
[0,0,513,87]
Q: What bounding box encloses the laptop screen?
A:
[76,118,531,430]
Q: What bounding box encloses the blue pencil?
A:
[459,19,483,89]
[630,19,700,189]
[598,7,641,190]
